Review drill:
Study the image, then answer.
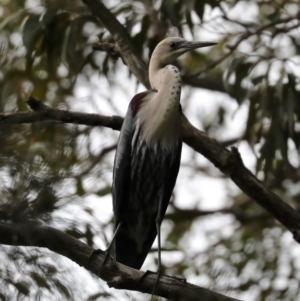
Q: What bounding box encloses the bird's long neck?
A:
[149,61,181,92]
[136,64,182,151]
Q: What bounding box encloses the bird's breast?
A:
[135,65,182,152]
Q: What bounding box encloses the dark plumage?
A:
[113,92,182,269]
[111,37,216,271]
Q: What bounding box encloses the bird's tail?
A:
[115,233,149,270]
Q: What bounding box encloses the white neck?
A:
[136,64,182,151]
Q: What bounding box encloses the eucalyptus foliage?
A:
[0,0,300,300]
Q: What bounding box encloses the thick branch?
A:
[182,115,300,240]
[0,222,240,301]
[184,16,298,79]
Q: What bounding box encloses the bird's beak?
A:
[181,41,217,50]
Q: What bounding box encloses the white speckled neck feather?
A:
[136,65,182,152]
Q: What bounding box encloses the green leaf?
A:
[43,12,71,74]
[266,12,280,22]
[14,281,30,296]
[54,280,71,298]
[194,1,205,21]
[234,62,252,103]
[22,15,43,51]
[22,15,44,69]
[30,272,51,290]
[185,12,194,32]
[161,0,180,25]
[87,292,111,301]
[132,16,149,55]
[95,186,111,197]
[184,0,195,11]
[44,264,58,275]
[225,56,245,83]
[76,177,85,196]
[251,75,265,85]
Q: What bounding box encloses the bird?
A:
[109,37,216,273]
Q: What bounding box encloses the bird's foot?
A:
[164,274,186,282]
[139,270,186,295]
[88,248,116,276]
[139,269,152,283]
[139,270,186,283]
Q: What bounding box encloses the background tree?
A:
[0,0,300,300]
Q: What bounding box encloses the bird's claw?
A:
[139,270,186,296]
[140,269,185,297]
[139,269,186,283]
[139,269,152,283]
[167,274,186,283]
[88,248,116,276]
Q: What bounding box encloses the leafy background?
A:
[0,0,300,300]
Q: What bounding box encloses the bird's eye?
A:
[169,42,177,50]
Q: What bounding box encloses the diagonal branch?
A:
[182,115,300,241]
[81,0,150,88]
[92,41,229,95]
[0,221,241,301]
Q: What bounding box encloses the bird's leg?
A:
[142,198,186,290]
[88,222,122,275]
[156,217,162,276]
[151,197,164,294]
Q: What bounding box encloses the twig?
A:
[184,16,298,79]
[92,42,127,64]
[0,97,123,130]
[181,115,300,241]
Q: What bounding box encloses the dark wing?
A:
[112,91,150,219]
[161,138,182,216]
[112,91,152,268]
[135,108,182,269]
[130,139,182,269]
[113,104,182,270]
[112,106,134,220]
[160,105,183,215]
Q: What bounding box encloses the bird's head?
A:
[150,37,216,67]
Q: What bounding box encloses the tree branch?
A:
[167,202,271,226]
[92,42,127,64]
[0,97,123,130]
[184,16,298,79]
[0,221,240,301]
[92,41,230,95]
[2,97,300,242]
[81,0,150,88]
[182,75,227,94]
[181,115,300,241]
